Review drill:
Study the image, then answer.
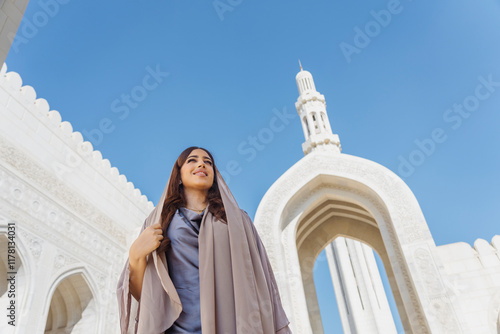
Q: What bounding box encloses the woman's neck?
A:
[183,188,208,211]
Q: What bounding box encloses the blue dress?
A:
[164,207,204,334]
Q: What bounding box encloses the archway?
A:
[254,151,464,333]
[44,273,97,334]
[295,196,406,333]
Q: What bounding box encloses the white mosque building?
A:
[1,2,500,333]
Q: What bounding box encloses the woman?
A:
[117,146,292,334]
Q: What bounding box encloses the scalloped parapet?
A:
[437,235,500,271]
[0,63,154,226]
[434,235,500,333]
[473,237,500,267]
[492,235,500,251]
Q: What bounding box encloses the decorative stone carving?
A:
[18,228,43,259]
[54,252,79,269]
[0,134,127,245]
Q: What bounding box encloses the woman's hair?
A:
[157,146,227,254]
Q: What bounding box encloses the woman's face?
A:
[180,149,214,192]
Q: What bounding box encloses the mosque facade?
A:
[1,4,500,333]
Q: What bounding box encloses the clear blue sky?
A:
[6,0,500,332]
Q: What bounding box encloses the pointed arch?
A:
[254,151,463,333]
[42,267,100,334]
[290,191,406,333]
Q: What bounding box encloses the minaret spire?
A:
[295,66,341,155]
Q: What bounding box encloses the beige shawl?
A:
[116,168,292,334]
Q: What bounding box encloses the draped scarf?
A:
[116,168,292,334]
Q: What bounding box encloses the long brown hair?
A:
[157,146,227,254]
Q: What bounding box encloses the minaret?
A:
[295,63,341,155]
[294,64,397,333]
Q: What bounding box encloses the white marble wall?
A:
[436,236,500,334]
[0,63,153,333]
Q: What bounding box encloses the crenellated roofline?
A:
[0,63,154,214]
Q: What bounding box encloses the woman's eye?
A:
[188,159,212,165]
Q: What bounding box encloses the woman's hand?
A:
[128,222,163,301]
[129,223,164,263]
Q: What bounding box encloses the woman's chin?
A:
[184,183,213,191]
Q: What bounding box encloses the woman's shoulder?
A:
[239,208,251,219]
[238,209,256,231]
